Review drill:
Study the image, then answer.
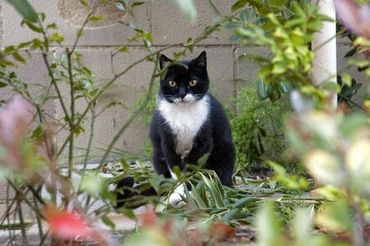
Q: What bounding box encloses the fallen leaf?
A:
[209,223,236,243]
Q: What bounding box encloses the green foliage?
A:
[228,1,331,100]
[6,0,38,23]
[230,85,289,175]
[255,203,331,246]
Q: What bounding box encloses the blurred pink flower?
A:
[335,0,370,38]
[0,95,33,146]
[44,206,92,240]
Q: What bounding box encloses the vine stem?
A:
[66,48,75,179]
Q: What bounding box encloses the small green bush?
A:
[230,85,290,176]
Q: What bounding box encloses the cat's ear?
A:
[159,54,172,69]
[192,51,207,68]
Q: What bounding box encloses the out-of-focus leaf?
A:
[320,82,341,93]
[101,215,116,231]
[304,149,343,187]
[118,46,129,53]
[7,0,38,23]
[279,82,292,93]
[0,81,7,88]
[209,223,235,242]
[80,0,89,7]
[79,171,104,196]
[255,202,284,246]
[172,0,197,23]
[197,153,210,167]
[257,80,268,100]
[231,0,248,12]
[345,139,370,194]
[316,200,353,232]
[89,15,104,23]
[339,113,368,138]
[12,52,25,63]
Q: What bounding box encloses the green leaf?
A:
[89,15,105,23]
[257,80,268,100]
[31,125,43,142]
[49,33,64,44]
[199,173,224,208]
[23,21,42,33]
[339,113,369,138]
[132,2,145,7]
[197,153,210,167]
[0,81,7,88]
[341,73,352,87]
[316,200,353,232]
[7,0,38,22]
[172,0,197,23]
[279,82,292,93]
[232,197,258,209]
[231,0,248,12]
[267,85,281,101]
[12,52,25,63]
[239,9,249,23]
[255,202,284,246]
[80,0,89,7]
[101,215,116,231]
[118,46,129,53]
[320,82,340,93]
[188,183,208,208]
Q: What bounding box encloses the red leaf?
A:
[209,223,236,242]
[137,206,157,228]
[44,206,92,240]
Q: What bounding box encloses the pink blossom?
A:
[44,206,93,240]
[335,0,370,38]
[0,95,33,146]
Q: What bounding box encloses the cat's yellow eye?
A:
[168,80,176,87]
[189,80,197,86]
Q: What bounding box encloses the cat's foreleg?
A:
[152,148,172,178]
[206,141,235,187]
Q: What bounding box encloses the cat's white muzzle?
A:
[173,94,195,105]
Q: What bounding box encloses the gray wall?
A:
[0,0,368,161]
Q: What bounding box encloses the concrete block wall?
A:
[0,1,367,164]
[1,0,243,163]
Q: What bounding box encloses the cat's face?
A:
[158,51,209,105]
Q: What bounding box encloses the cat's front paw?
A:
[168,183,187,206]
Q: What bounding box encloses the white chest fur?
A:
[158,95,210,158]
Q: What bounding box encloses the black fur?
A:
[150,51,236,186]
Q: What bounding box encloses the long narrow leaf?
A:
[7,0,38,23]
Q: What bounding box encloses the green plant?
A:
[228,0,331,100]
[230,85,290,176]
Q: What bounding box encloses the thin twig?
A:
[66,48,75,179]
[83,107,96,169]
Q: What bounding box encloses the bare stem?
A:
[83,107,96,169]
[66,49,75,179]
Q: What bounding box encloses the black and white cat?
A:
[150,51,235,189]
